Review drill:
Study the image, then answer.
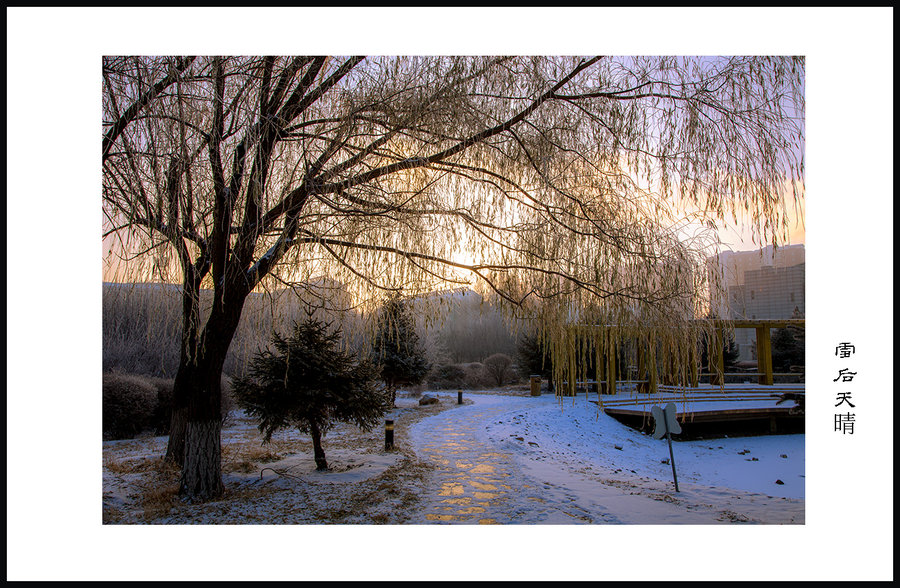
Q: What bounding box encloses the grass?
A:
[140,483,181,522]
[103,505,125,524]
[104,455,180,476]
[221,441,293,474]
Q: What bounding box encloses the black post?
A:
[458,390,463,404]
[665,429,679,492]
[384,419,394,451]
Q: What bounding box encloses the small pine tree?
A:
[373,293,429,405]
[232,317,389,471]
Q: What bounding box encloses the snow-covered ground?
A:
[102,390,803,525]
[406,392,802,524]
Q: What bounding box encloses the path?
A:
[409,396,554,524]
[406,394,748,524]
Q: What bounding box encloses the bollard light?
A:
[384,419,394,451]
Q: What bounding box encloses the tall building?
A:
[709,244,805,360]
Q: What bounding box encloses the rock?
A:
[780,454,788,458]
[418,395,439,405]
[775,479,785,485]
[614,444,623,450]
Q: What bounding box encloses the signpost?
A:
[651,403,681,492]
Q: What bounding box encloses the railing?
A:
[557,319,805,396]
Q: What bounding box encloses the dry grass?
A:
[103,505,125,524]
[228,460,257,474]
[104,455,180,476]
[103,456,184,523]
[221,440,295,474]
[141,483,181,522]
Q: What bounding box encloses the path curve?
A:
[407,393,804,524]
[407,395,675,523]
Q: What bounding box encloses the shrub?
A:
[147,377,175,434]
[427,363,466,389]
[463,362,488,389]
[482,353,514,387]
[102,373,158,440]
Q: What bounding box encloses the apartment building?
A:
[710,244,805,360]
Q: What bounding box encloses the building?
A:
[710,245,805,360]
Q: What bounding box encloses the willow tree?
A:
[102,55,804,499]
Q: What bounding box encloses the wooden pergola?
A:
[561,319,805,396]
[707,319,805,386]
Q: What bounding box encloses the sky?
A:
[6,6,892,582]
[716,196,806,251]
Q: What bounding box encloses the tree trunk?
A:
[166,261,205,465]
[173,280,248,499]
[309,421,328,471]
[180,419,223,499]
[165,405,188,464]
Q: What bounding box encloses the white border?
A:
[6,7,893,581]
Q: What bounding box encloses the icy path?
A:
[407,393,804,524]
[408,395,557,524]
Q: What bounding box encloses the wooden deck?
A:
[586,384,804,434]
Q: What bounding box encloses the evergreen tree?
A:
[232,317,389,471]
[724,334,740,368]
[516,331,554,391]
[771,327,805,372]
[700,331,740,373]
[373,293,430,406]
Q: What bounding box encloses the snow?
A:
[406,393,803,524]
[101,390,803,527]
